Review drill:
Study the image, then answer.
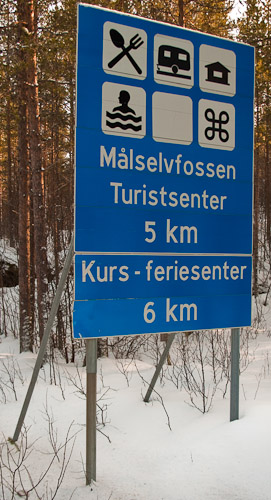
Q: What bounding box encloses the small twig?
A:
[135,363,172,431]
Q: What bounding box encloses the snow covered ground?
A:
[1,305,271,499]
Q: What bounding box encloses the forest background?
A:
[0,0,270,357]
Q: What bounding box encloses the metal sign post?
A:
[86,339,97,484]
[230,327,240,421]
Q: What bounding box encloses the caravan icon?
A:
[157,45,191,79]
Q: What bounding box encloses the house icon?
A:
[205,61,230,85]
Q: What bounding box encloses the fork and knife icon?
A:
[108,29,144,74]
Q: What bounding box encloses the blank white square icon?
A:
[152,92,193,144]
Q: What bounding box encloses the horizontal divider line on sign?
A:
[74,251,252,257]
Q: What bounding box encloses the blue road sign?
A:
[73,4,254,338]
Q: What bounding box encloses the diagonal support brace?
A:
[144,332,177,403]
[12,235,74,442]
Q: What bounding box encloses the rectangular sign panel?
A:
[73,294,252,338]
[73,254,252,337]
[74,255,252,300]
[73,4,254,338]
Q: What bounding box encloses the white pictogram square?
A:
[103,22,147,80]
[198,99,235,150]
[102,82,146,139]
[154,34,194,89]
[199,45,236,96]
[152,92,193,144]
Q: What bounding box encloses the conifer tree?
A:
[238,0,271,294]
